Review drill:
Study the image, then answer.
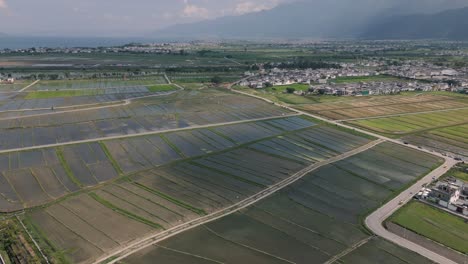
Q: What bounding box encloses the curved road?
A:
[365,158,458,264]
[230,86,458,264]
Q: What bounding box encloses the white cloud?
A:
[234,1,279,15]
[0,0,7,9]
[182,4,209,18]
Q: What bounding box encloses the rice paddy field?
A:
[122,142,442,264]
[389,201,468,254]
[346,108,468,158]
[167,72,243,84]
[299,93,468,120]
[0,82,32,91]
[0,116,312,213]
[30,77,168,91]
[0,89,292,151]
[16,116,401,264]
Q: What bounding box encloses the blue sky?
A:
[0,0,287,36]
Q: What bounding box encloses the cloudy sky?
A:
[0,0,289,36]
[1,0,466,37]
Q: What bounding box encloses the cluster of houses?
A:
[306,81,442,96]
[240,68,380,89]
[417,176,468,217]
[239,66,460,96]
[0,77,14,84]
[383,63,468,82]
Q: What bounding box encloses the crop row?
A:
[32,77,167,91]
[0,116,315,212]
[348,108,468,135]
[123,142,441,264]
[0,91,292,151]
[21,120,374,263]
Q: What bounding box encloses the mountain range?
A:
[155,0,468,40]
[363,7,468,40]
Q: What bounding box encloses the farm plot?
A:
[20,119,374,264]
[333,142,443,190]
[25,193,155,264]
[103,116,316,174]
[402,123,468,158]
[248,125,371,164]
[347,108,468,135]
[300,93,468,120]
[60,142,118,186]
[0,89,293,151]
[0,116,316,213]
[0,148,78,212]
[126,142,441,264]
[31,78,167,91]
[389,201,468,254]
[339,237,435,264]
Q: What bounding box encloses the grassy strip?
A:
[132,182,206,216]
[56,148,82,188]
[160,135,185,158]
[88,192,163,229]
[25,89,100,99]
[207,128,237,144]
[146,84,177,92]
[21,214,70,264]
[99,142,124,175]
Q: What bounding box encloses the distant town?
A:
[239,60,468,95]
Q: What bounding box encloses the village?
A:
[239,61,468,96]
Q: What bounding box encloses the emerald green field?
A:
[389,201,468,254]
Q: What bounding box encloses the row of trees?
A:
[264,58,341,70]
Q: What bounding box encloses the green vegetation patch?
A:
[146,84,177,92]
[56,148,82,188]
[390,201,468,254]
[26,89,101,99]
[99,142,124,175]
[443,163,468,182]
[331,75,403,84]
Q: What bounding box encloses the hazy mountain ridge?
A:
[362,7,468,40]
[155,0,468,40]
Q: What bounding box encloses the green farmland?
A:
[332,75,404,84]
[389,201,468,254]
[26,89,101,99]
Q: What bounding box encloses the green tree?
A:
[211,76,222,84]
[286,87,296,94]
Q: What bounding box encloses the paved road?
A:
[94,139,385,264]
[336,106,468,122]
[0,113,300,154]
[365,158,458,264]
[18,79,40,92]
[229,86,457,264]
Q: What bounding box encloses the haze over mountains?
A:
[363,7,468,40]
[156,0,468,40]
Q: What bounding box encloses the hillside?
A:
[362,7,468,40]
[155,0,468,40]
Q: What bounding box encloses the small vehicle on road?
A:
[398,200,404,205]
